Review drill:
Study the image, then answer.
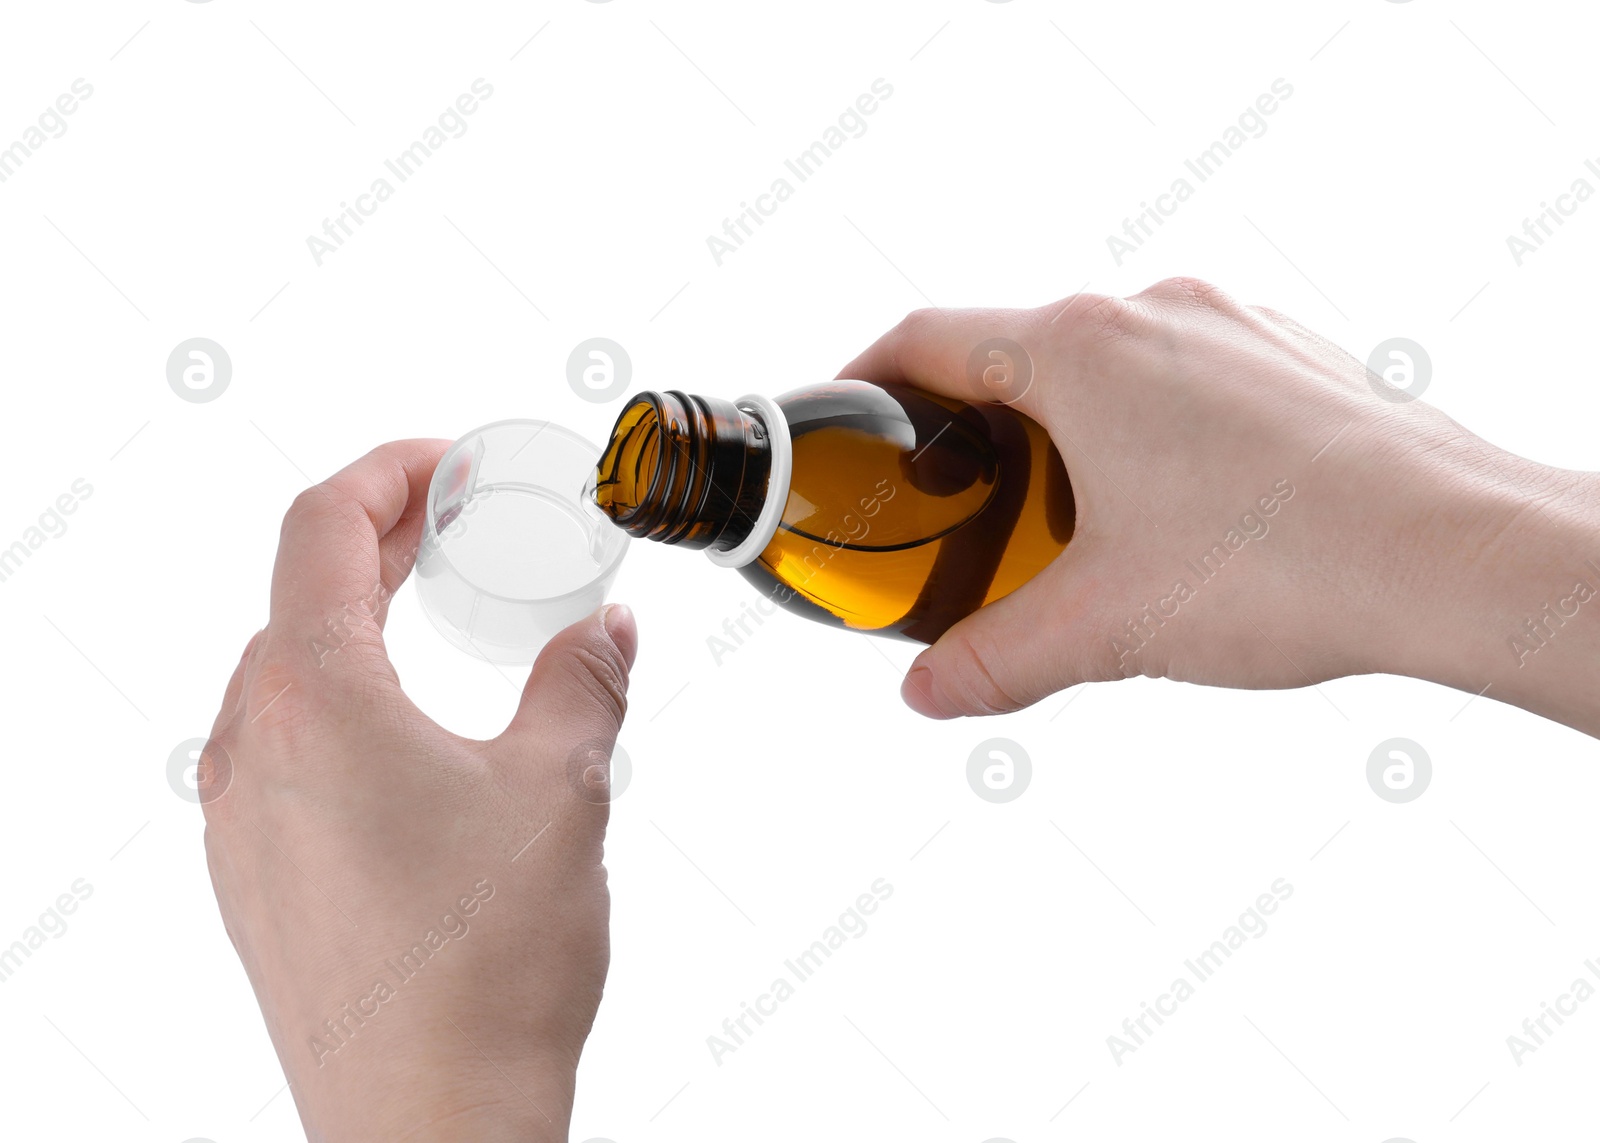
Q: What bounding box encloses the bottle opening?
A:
[592,398,663,525]
[592,390,772,552]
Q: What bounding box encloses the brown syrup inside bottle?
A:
[592,381,1075,643]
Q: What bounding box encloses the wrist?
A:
[391,1090,573,1143]
[1384,447,1600,732]
[291,1035,576,1143]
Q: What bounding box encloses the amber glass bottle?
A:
[591,381,1075,643]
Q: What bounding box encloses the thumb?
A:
[900,562,1092,718]
[496,603,638,776]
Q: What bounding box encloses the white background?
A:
[1,1,1597,1140]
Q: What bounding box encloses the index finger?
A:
[268,438,450,667]
[833,305,1052,416]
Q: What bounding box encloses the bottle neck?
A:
[593,390,774,552]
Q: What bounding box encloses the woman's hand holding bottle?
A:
[840,279,1600,737]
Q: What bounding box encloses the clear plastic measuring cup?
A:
[414,419,627,664]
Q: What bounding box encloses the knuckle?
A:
[570,643,630,726]
[1070,293,1140,346]
[239,655,317,748]
[891,307,944,352]
[897,307,942,333]
[1144,275,1233,311]
[561,737,622,808]
[195,732,244,823]
[281,485,324,533]
[280,487,325,543]
[280,482,357,540]
[943,630,1027,715]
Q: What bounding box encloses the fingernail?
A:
[902,665,953,719]
[602,603,637,664]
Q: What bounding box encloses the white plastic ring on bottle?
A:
[705,392,791,569]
